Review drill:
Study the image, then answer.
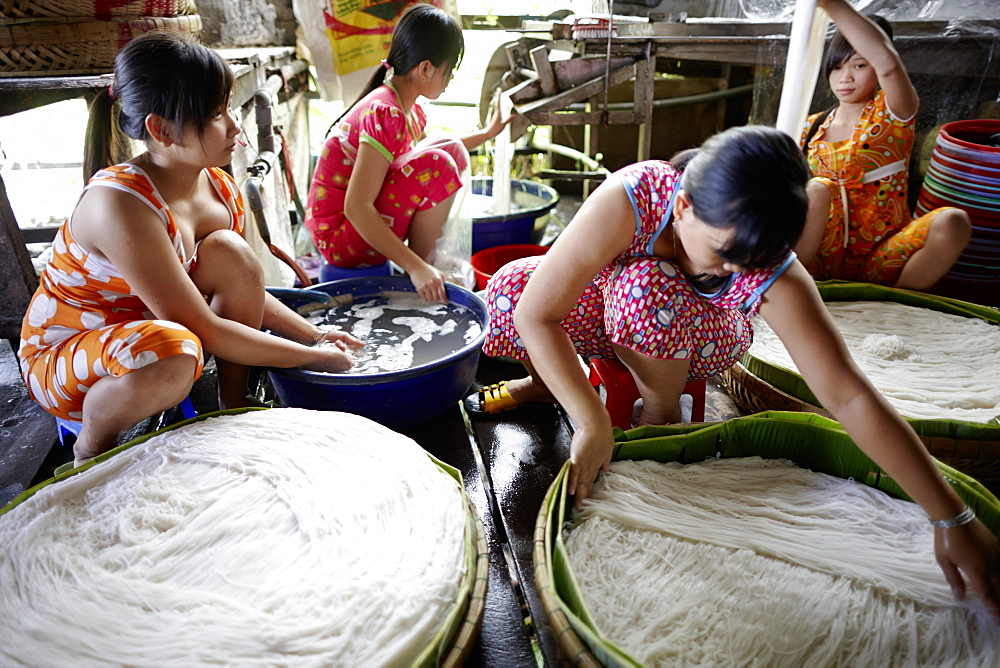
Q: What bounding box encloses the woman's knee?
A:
[413,146,463,174]
[421,138,469,171]
[91,352,196,410]
[141,353,197,396]
[190,230,264,295]
[931,208,971,249]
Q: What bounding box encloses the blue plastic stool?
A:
[55,396,197,447]
[319,261,391,283]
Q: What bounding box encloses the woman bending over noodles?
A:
[467,124,1000,619]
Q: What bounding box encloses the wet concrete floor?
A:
[0,340,743,666]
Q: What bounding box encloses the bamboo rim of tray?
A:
[721,361,1000,497]
[534,411,1000,667]
[2,407,485,665]
[0,14,201,74]
[733,281,1000,435]
[1,0,197,20]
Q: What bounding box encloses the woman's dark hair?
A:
[669,125,810,270]
[822,14,893,78]
[330,3,464,128]
[84,32,234,180]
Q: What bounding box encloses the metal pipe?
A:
[527,136,611,176]
[254,89,276,156]
[244,176,270,242]
[245,173,313,287]
[562,82,754,112]
[249,60,309,177]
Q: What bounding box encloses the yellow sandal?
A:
[464,380,522,414]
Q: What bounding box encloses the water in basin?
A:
[304,291,483,374]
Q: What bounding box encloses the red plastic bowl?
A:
[938,120,1000,155]
[931,148,1000,180]
[471,243,550,290]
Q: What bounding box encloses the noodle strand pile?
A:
[566,457,998,666]
[0,408,467,666]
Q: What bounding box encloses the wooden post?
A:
[0,172,38,345]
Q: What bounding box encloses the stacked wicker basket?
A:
[1,0,201,75]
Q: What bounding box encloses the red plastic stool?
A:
[588,357,706,430]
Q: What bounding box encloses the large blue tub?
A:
[470,177,559,253]
[266,277,488,430]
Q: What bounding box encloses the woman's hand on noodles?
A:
[568,426,614,510]
[484,88,512,140]
[314,329,364,351]
[302,343,358,373]
[936,520,1000,623]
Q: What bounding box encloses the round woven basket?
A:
[1,0,196,20]
[0,14,201,75]
[534,412,1000,666]
[2,407,487,665]
[724,281,1000,474]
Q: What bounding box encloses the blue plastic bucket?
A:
[266,276,487,430]
[319,261,391,283]
[469,178,559,253]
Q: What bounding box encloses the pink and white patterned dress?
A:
[481,161,794,380]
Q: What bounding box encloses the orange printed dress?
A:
[18,164,244,421]
[801,90,954,285]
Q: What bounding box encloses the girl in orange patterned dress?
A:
[18,33,361,467]
[795,0,969,290]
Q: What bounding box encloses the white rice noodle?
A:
[565,457,999,666]
[0,408,467,666]
[748,301,1000,421]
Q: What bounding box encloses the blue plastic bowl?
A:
[470,178,559,253]
[318,261,391,283]
[266,276,487,430]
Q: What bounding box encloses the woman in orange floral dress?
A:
[19,33,361,467]
[795,0,969,290]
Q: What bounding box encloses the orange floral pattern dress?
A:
[801,90,954,285]
[18,165,244,421]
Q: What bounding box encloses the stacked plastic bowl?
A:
[917,120,1000,306]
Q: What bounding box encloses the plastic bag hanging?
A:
[424,134,475,290]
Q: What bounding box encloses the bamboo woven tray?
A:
[534,411,1000,666]
[1,0,196,19]
[2,407,487,665]
[725,281,1000,444]
[0,14,201,75]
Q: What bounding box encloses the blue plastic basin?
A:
[266,276,487,430]
[470,178,559,253]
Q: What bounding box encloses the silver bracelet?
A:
[929,506,976,529]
